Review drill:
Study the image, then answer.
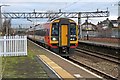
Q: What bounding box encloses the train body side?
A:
[27,23,50,45]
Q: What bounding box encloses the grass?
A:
[0,56,2,79]
[2,40,49,78]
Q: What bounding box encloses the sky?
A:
[0,0,119,28]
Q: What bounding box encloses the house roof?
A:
[81,21,96,27]
[81,21,97,31]
[99,18,118,24]
[111,20,118,24]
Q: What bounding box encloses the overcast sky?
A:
[0,0,119,28]
[1,0,119,2]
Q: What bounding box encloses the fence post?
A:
[25,36,27,55]
[0,37,1,56]
[4,36,6,56]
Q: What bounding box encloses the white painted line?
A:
[29,40,103,79]
[74,74,82,78]
[51,53,103,79]
[37,55,62,79]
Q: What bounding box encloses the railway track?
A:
[68,57,117,80]
[28,38,118,80]
[76,48,120,64]
[69,48,119,80]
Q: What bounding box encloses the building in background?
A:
[81,20,97,37]
[97,18,119,38]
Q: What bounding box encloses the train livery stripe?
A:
[38,55,75,79]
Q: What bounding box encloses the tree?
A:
[108,21,114,29]
[2,19,11,35]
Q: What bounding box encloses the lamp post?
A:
[78,12,82,39]
[0,4,10,80]
[27,18,35,39]
[86,17,89,40]
[0,5,10,35]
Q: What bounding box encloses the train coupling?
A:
[62,47,69,53]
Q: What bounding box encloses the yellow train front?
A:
[50,18,78,56]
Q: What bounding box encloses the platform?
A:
[38,55,75,79]
[79,40,120,48]
[29,40,103,79]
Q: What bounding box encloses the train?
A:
[27,18,78,57]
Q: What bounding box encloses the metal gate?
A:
[0,36,27,56]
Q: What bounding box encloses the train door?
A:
[61,25,68,46]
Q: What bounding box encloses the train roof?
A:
[51,18,76,23]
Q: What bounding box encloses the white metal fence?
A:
[0,36,27,56]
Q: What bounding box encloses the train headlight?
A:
[51,37,57,41]
[52,38,56,41]
[70,38,73,40]
[70,37,76,41]
[73,38,75,40]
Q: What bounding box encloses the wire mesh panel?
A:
[0,36,27,56]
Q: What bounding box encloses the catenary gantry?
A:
[2,11,109,19]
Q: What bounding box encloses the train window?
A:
[70,23,76,35]
[46,29,49,36]
[51,23,59,36]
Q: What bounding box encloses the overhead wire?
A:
[60,0,81,11]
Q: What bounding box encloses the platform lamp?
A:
[27,18,35,39]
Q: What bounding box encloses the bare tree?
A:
[2,19,11,35]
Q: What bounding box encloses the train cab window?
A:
[51,23,59,36]
[70,23,76,35]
